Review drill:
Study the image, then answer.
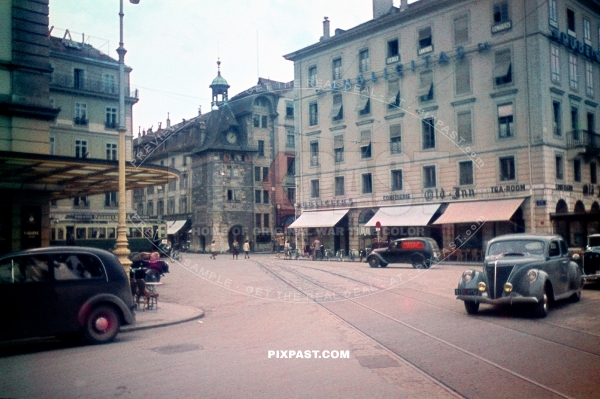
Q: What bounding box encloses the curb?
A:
[121,306,205,333]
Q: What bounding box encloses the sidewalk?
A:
[122,301,204,332]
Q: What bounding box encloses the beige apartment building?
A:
[285,0,600,256]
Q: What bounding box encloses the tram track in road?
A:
[287,261,600,357]
[255,259,589,399]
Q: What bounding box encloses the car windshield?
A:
[487,240,545,257]
[588,236,600,247]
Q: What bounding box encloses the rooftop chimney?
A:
[166,112,171,128]
[373,0,393,19]
[400,0,408,12]
[322,17,330,39]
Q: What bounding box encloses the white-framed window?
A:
[585,61,594,97]
[74,102,87,125]
[550,45,560,83]
[106,143,117,160]
[308,66,317,87]
[331,93,343,121]
[310,179,320,198]
[362,173,373,194]
[494,49,512,86]
[75,139,88,159]
[105,192,117,207]
[335,176,345,196]
[309,102,318,126]
[455,57,471,96]
[359,49,369,73]
[459,160,474,185]
[422,117,435,149]
[360,130,372,159]
[499,156,515,181]
[498,103,514,138]
[569,54,578,90]
[105,107,117,128]
[390,124,401,154]
[552,100,562,136]
[584,19,591,43]
[103,74,116,94]
[457,110,473,144]
[391,169,403,191]
[423,165,436,188]
[555,154,564,180]
[418,26,433,55]
[227,189,240,202]
[310,141,319,166]
[454,13,469,46]
[549,0,557,25]
[332,58,342,80]
[418,70,434,101]
[334,135,344,163]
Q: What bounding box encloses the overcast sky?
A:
[48,0,405,134]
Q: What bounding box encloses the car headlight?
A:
[504,283,513,293]
[478,282,486,292]
[526,269,538,282]
[462,270,473,282]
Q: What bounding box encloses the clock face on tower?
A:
[226,131,237,144]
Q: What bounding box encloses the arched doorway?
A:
[228,225,244,252]
[554,199,569,242]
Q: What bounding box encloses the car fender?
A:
[524,269,551,300]
[367,252,388,266]
[568,261,584,288]
[77,293,135,327]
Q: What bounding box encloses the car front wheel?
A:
[411,254,426,269]
[532,286,549,318]
[84,305,121,344]
[368,257,380,268]
[464,301,479,315]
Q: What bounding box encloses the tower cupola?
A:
[210,59,230,109]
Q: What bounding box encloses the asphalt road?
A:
[1,253,599,398]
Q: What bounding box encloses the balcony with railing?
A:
[50,73,139,99]
[567,130,600,160]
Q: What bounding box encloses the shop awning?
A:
[167,220,187,234]
[433,198,525,224]
[364,204,440,227]
[288,209,349,228]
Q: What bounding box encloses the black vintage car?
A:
[0,246,135,344]
[583,234,600,282]
[455,234,583,318]
[367,237,441,268]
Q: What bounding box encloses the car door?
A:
[546,240,568,294]
[0,254,54,340]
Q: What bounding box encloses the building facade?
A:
[284,0,600,256]
[133,64,295,253]
[48,32,137,229]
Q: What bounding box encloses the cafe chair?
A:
[136,279,159,311]
[130,278,140,304]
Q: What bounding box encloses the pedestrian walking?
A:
[210,240,217,259]
[232,239,239,260]
[312,237,321,260]
[243,240,250,259]
[284,239,291,259]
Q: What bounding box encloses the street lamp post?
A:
[113,0,139,273]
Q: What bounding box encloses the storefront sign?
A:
[382,193,411,201]
[297,198,353,209]
[550,29,600,64]
[490,184,526,193]
[424,187,475,202]
[555,184,574,192]
[536,200,547,206]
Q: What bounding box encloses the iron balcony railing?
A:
[51,73,139,99]
[566,130,600,150]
